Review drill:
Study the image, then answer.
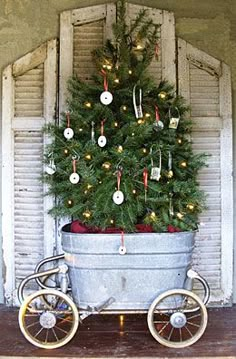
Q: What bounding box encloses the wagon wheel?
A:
[147,289,208,348]
[19,289,79,349]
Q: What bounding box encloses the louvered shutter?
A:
[178,39,233,304]
[59,4,116,112]
[2,40,57,304]
[126,4,176,85]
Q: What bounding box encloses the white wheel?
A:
[147,289,208,348]
[19,289,79,349]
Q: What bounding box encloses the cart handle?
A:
[34,253,65,289]
[187,269,210,305]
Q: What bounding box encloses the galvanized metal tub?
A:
[62,225,195,311]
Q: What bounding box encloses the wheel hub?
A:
[170,312,187,328]
[39,311,56,329]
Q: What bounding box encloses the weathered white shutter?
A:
[2,40,57,304]
[178,39,233,304]
[126,4,176,85]
[59,4,116,112]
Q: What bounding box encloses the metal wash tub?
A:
[61,225,195,311]
[17,225,210,350]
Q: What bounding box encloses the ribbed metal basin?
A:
[62,226,195,310]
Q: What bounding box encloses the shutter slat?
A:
[14,131,44,287]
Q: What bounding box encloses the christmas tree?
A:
[44,0,207,233]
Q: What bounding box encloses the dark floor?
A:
[0,305,235,358]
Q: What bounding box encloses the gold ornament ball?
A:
[150,211,157,220]
[85,154,92,160]
[145,113,151,118]
[83,210,91,219]
[158,91,167,99]
[102,162,111,170]
[167,170,174,178]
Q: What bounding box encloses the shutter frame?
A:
[177,38,233,304]
[2,39,57,304]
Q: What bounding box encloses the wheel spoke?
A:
[51,327,59,341]
[158,321,169,335]
[24,313,40,317]
[187,321,200,328]
[26,320,40,329]
[168,326,174,341]
[153,320,169,324]
[35,327,44,338]
[57,315,73,323]
[54,325,69,335]
[179,328,182,342]
[185,324,194,338]
[187,313,201,320]
[44,329,49,344]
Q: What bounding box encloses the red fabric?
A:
[70,220,154,234]
[167,224,181,233]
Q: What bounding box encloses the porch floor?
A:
[0,305,235,359]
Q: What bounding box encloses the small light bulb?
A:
[128,70,132,75]
[102,162,111,170]
[87,184,93,190]
[177,138,182,144]
[187,204,194,210]
[180,161,187,168]
[84,190,88,194]
[64,149,69,155]
[136,44,143,50]
[83,210,91,218]
[158,91,167,99]
[85,154,92,160]
[99,180,102,184]
[177,212,184,219]
[102,64,107,69]
[114,121,118,127]
[137,119,143,124]
[114,78,120,83]
[117,145,123,153]
[122,105,127,111]
[150,211,156,219]
[131,132,135,136]
[79,128,83,132]
[85,102,92,108]
[107,65,112,70]
[142,148,147,154]
[145,113,151,118]
[132,189,136,194]
[110,219,114,224]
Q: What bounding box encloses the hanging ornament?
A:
[167,151,174,178]
[158,91,167,100]
[169,107,180,129]
[153,105,164,130]
[83,210,91,219]
[64,112,74,140]
[91,121,95,144]
[100,70,113,105]
[45,154,56,175]
[98,120,107,147]
[169,193,174,216]
[102,162,111,170]
[133,85,143,119]
[150,147,161,181]
[118,231,126,255]
[143,168,148,202]
[113,169,124,205]
[69,159,80,184]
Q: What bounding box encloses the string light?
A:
[180,161,187,168]
[79,128,83,132]
[110,219,114,224]
[177,138,182,144]
[99,180,102,184]
[150,211,156,219]
[128,70,132,75]
[64,149,69,156]
[187,204,194,210]
[136,44,143,50]
[85,102,92,108]
[142,148,147,154]
[145,113,151,118]
[132,189,137,194]
[114,121,119,127]
[137,119,144,124]
[177,212,184,219]
[102,162,111,170]
[83,210,91,218]
[67,199,74,207]
[117,145,123,153]
[87,184,93,190]
[122,105,127,111]
[107,65,112,70]
[158,91,167,99]
[167,170,174,178]
[131,132,135,136]
[114,78,120,83]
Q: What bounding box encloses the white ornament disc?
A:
[98,135,107,147]
[112,190,124,205]
[69,172,80,184]
[119,245,127,255]
[45,165,56,175]
[64,127,74,140]
[100,91,113,105]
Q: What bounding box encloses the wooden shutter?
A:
[126,4,176,85]
[59,4,116,113]
[178,39,233,304]
[2,40,57,304]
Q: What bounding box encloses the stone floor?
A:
[0,305,235,358]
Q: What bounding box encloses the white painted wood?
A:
[72,5,107,25]
[219,63,233,304]
[2,40,57,304]
[177,38,233,305]
[2,65,15,305]
[12,43,47,77]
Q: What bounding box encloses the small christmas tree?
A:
[44,0,206,233]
